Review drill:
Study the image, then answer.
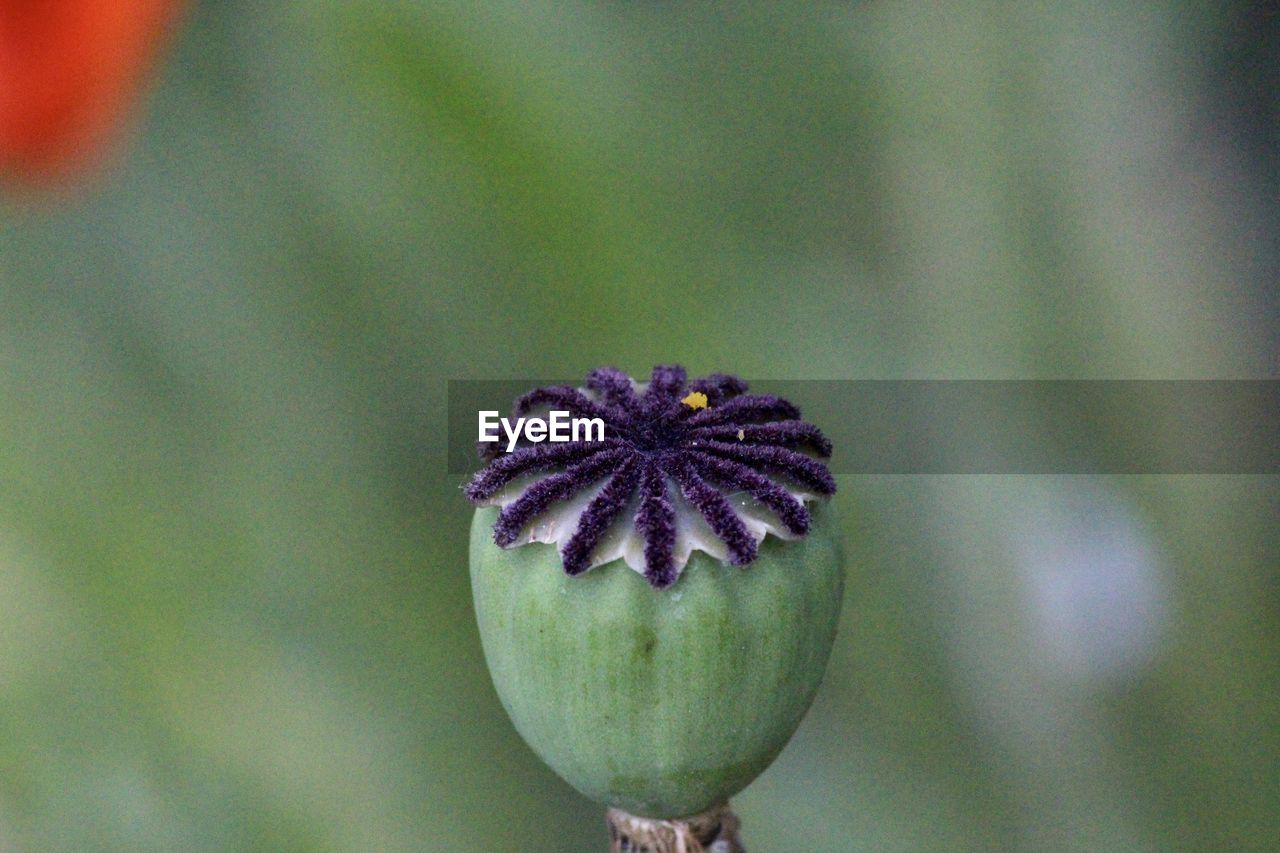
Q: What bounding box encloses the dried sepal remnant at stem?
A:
[465,365,836,588]
[606,803,744,853]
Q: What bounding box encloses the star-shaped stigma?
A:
[466,366,836,588]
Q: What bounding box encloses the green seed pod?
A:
[470,501,843,818]
[464,366,844,825]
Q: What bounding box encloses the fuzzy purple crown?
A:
[466,366,835,588]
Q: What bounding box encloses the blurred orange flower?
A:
[0,0,184,186]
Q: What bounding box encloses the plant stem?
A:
[606,802,745,852]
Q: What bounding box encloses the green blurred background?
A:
[2,2,1277,849]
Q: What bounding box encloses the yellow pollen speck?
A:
[681,391,709,410]
[737,429,745,441]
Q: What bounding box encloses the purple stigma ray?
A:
[683,395,801,427]
[693,441,837,495]
[688,373,748,405]
[668,457,758,566]
[466,438,624,502]
[493,448,629,546]
[466,366,836,588]
[634,462,677,588]
[689,453,811,536]
[585,366,641,413]
[688,420,833,456]
[515,385,614,422]
[646,365,688,406]
[561,457,643,576]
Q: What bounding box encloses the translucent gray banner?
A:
[447,380,1278,475]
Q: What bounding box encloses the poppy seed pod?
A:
[467,366,844,823]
